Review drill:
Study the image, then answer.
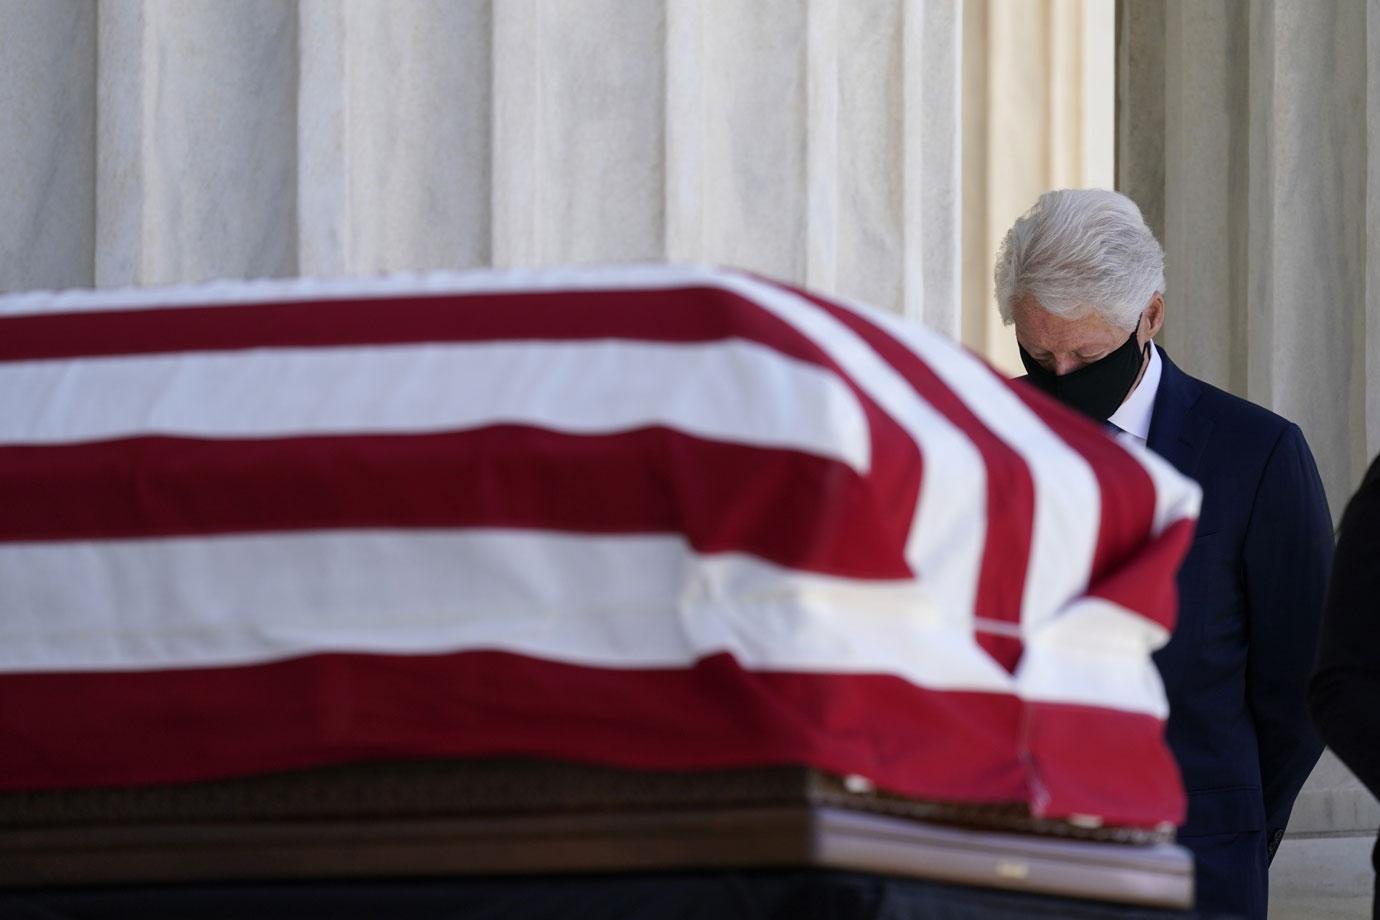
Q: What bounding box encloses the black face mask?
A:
[1019,325,1148,422]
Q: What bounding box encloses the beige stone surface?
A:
[1119,0,1374,511]
[1369,0,1380,458]
[94,1,298,287]
[1289,751,1380,836]
[1119,0,1380,910]
[140,0,297,285]
[0,0,1119,351]
[0,0,989,329]
[962,0,1115,374]
[1115,0,1165,245]
[0,0,94,293]
[94,0,146,288]
[329,0,493,274]
[1270,833,1375,920]
[497,0,665,266]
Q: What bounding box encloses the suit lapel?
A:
[1147,346,1212,480]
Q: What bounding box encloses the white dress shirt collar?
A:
[1106,342,1161,443]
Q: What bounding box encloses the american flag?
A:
[0,265,1199,828]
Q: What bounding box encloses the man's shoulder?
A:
[1193,376,1293,435]
[1169,363,1297,452]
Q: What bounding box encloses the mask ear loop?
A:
[1114,312,1152,411]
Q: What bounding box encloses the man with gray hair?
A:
[997,189,1333,920]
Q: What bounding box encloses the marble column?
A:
[666,0,962,334]
[1119,1,1379,913]
[962,0,1116,374]
[1,0,970,329]
[0,0,95,294]
[96,0,298,287]
[494,0,666,267]
[299,0,492,277]
[1119,0,1372,518]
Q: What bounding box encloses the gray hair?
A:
[994,188,1165,331]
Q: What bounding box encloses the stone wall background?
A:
[1119,1,1380,915]
[1,0,1115,373]
[4,0,964,320]
[963,0,1115,371]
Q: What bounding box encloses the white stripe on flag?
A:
[2,264,991,693]
[0,339,870,473]
[2,263,989,624]
[0,530,1025,700]
[1016,596,1171,717]
[704,274,988,637]
[815,297,1103,638]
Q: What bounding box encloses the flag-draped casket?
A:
[0,265,1200,830]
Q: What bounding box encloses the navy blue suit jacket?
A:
[1147,347,1332,856]
[1020,345,1331,916]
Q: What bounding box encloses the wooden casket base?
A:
[0,760,1192,909]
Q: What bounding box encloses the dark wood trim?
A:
[0,761,1192,908]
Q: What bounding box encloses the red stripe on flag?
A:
[0,426,917,578]
[0,287,828,364]
[0,651,1182,824]
[1025,700,1186,827]
[1085,517,1196,633]
[2,282,927,579]
[1003,381,1159,601]
[773,285,1035,674]
[0,651,1025,808]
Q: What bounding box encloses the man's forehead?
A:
[1012,296,1121,351]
